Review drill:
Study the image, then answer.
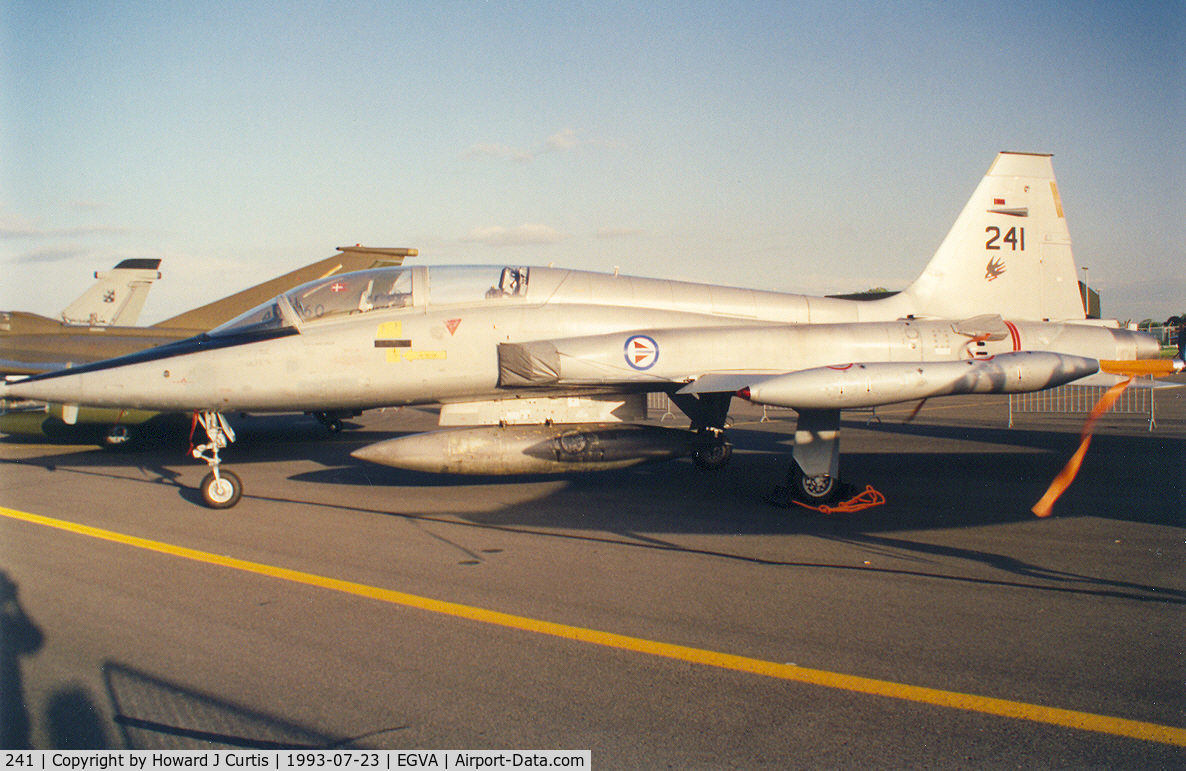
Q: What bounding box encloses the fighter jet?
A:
[1,246,415,441]
[2,153,1177,509]
[1,246,415,376]
[59,258,164,327]
[1,258,164,370]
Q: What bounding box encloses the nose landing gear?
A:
[192,411,242,509]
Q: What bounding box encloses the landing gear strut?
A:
[779,408,845,507]
[192,411,242,509]
[670,392,735,471]
[692,428,733,470]
[313,411,344,433]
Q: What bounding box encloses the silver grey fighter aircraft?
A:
[2,153,1179,508]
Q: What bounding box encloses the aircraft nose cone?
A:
[349,441,391,465]
[351,434,445,473]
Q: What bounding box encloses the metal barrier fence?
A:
[647,391,678,421]
[649,383,1160,431]
[645,392,879,424]
[1008,379,1157,430]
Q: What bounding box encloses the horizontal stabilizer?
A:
[951,315,1010,340]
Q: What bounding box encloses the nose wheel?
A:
[200,469,242,509]
[192,411,242,509]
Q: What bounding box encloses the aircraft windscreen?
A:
[209,268,413,337]
[208,300,290,337]
[286,267,412,321]
[428,266,529,306]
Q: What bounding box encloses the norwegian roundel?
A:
[624,334,659,370]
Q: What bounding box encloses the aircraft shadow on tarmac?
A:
[288,422,1184,528]
[5,415,1183,534]
[4,424,1183,673]
[284,454,1186,606]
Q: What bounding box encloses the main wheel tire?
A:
[789,463,841,505]
[105,424,132,445]
[200,470,242,509]
[693,441,732,470]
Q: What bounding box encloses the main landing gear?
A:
[786,461,842,506]
[669,392,735,471]
[671,394,862,510]
[773,408,848,508]
[192,411,242,509]
[692,427,733,470]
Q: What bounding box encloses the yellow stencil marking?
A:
[385,349,447,362]
[375,320,402,339]
[2,505,1183,747]
[403,350,446,361]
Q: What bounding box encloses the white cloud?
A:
[0,205,129,239]
[0,210,42,237]
[545,128,582,152]
[461,224,569,247]
[466,128,592,164]
[7,245,93,264]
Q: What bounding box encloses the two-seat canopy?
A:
[209,266,530,337]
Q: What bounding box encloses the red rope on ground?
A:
[792,485,887,515]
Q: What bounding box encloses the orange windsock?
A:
[1031,377,1134,517]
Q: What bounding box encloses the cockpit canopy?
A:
[208,266,529,337]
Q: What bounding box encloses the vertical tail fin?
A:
[897,152,1086,322]
[60,259,162,326]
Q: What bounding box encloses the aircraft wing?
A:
[674,373,764,395]
[0,333,186,376]
[153,247,416,330]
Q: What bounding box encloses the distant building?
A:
[1078,281,1100,319]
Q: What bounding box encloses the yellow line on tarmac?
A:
[3,504,1184,747]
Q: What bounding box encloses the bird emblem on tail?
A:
[985,256,1006,281]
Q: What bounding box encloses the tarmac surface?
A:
[1,384,1183,765]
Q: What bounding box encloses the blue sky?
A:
[2,1,1182,323]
